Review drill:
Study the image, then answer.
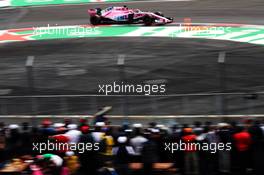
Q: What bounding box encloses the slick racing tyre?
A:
[90,16,101,25]
[143,15,155,26]
[128,13,134,24]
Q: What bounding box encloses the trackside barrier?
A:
[0,115,264,126]
[0,92,264,115]
[0,0,10,7]
[8,0,126,7]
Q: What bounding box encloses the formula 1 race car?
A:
[88,6,173,26]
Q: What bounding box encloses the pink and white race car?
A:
[88,6,173,26]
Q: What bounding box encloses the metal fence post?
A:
[26,56,35,93]
[218,52,227,115]
[117,54,129,116]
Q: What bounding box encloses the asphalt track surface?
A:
[1,0,264,115]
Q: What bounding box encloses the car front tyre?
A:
[143,15,154,26]
[90,16,101,25]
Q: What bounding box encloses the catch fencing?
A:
[0,92,264,115]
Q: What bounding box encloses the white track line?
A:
[0,115,264,119]
[1,0,194,10]
[169,22,264,28]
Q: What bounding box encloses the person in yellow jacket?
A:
[100,129,115,160]
[64,151,80,175]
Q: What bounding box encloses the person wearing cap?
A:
[113,136,135,175]
[92,122,105,143]
[217,123,232,174]
[40,153,63,175]
[100,127,114,157]
[130,123,148,161]
[6,124,21,159]
[182,127,199,175]
[141,129,159,175]
[50,134,70,155]
[78,125,97,175]
[232,126,252,175]
[39,119,55,144]
[79,118,89,133]
[65,124,81,144]
[53,123,66,134]
[97,127,114,169]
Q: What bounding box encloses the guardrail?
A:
[0,114,263,126]
[0,92,263,115]
[0,0,10,7]
[0,0,126,8]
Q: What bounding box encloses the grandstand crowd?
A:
[0,118,264,175]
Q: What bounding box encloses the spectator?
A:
[53,123,67,134]
[79,118,89,132]
[0,122,5,135]
[65,124,81,144]
[50,134,70,155]
[100,127,115,162]
[233,126,252,175]
[92,122,105,143]
[205,125,219,175]
[142,129,159,175]
[64,119,72,128]
[113,136,135,175]
[20,122,32,155]
[261,121,264,135]
[64,151,79,175]
[248,121,264,175]
[193,121,204,136]
[169,123,184,174]
[182,128,199,175]
[130,124,148,157]
[39,119,55,143]
[6,124,21,159]
[0,118,263,175]
[217,123,232,175]
[78,125,97,175]
[0,122,6,168]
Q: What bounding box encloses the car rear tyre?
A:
[143,15,155,26]
[90,16,101,25]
